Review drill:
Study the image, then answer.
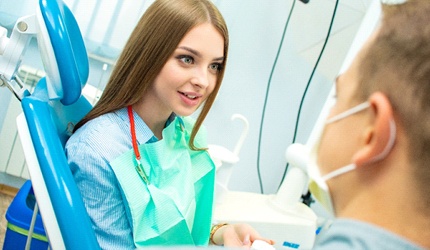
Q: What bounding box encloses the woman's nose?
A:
[190,67,210,88]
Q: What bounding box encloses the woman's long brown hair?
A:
[74,0,229,150]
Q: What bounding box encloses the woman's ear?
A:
[353,92,395,167]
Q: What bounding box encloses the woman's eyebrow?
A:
[178,46,224,61]
[178,46,201,58]
[213,56,225,62]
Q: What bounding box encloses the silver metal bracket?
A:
[0,74,30,100]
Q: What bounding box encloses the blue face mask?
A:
[308,101,396,215]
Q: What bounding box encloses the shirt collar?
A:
[116,108,178,144]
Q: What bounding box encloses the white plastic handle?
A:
[231,114,249,156]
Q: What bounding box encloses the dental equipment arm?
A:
[209,114,249,202]
[0,15,36,99]
[273,144,310,210]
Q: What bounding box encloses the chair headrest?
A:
[37,0,89,106]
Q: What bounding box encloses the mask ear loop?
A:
[320,102,371,181]
[368,119,397,163]
[322,164,356,182]
[326,102,370,124]
[321,106,397,182]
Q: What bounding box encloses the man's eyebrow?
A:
[178,46,224,62]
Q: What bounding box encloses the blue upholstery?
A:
[16,0,100,248]
[39,0,89,105]
[22,79,99,249]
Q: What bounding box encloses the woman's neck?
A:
[132,99,171,140]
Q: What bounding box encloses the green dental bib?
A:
[110,116,215,247]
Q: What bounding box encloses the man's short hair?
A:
[356,0,430,206]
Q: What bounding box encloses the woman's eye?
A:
[209,63,222,72]
[178,55,194,64]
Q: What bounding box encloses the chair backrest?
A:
[20,80,99,249]
[16,0,100,248]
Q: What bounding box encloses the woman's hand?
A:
[211,223,274,248]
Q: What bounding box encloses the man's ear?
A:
[352,92,395,167]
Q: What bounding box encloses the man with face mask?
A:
[301,0,430,249]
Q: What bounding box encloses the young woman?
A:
[66,0,272,249]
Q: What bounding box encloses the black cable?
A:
[256,0,296,194]
[277,0,340,192]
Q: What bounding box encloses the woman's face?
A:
[146,23,225,118]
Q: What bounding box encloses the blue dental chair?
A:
[1,0,100,249]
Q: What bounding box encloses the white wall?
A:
[204,0,373,194]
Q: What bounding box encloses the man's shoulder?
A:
[313,219,424,250]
